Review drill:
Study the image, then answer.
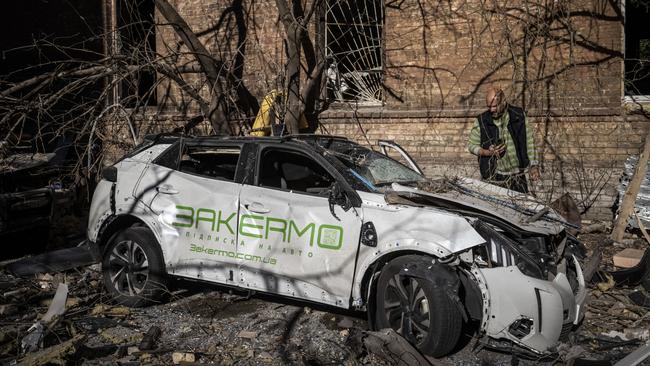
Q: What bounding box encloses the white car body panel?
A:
[236,184,363,307]
[87,179,112,242]
[146,169,242,283]
[351,191,487,303]
[471,254,586,353]
[473,265,565,352]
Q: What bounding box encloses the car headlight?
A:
[472,220,545,279]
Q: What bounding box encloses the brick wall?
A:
[319,110,650,220]
[144,0,649,220]
[381,0,623,112]
[155,0,625,111]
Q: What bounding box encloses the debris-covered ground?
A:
[1,224,649,365]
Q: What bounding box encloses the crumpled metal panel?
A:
[616,155,650,228]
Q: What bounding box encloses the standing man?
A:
[467,87,540,193]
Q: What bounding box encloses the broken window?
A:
[178,146,241,181]
[324,140,424,189]
[625,0,650,97]
[325,0,384,104]
[258,149,334,195]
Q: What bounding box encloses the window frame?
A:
[323,0,386,106]
[254,145,339,198]
[153,140,244,183]
[623,0,650,103]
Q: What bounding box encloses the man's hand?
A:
[480,144,505,157]
[529,166,540,181]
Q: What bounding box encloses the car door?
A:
[237,145,363,307]
[134,141,243,284]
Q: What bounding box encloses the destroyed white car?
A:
[87,135,586,357]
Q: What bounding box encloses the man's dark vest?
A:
[477,105,529,179]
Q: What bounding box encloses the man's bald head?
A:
[486,87,506,118]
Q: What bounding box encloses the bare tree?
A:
[0,0,330,185]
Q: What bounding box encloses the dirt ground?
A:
[1,228,649,365]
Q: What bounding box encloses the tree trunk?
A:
[155,0,230,134]
[276,0,303,134]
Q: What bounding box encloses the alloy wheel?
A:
[107,240,149,296]
[383,274,431,345]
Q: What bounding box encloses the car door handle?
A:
[244,202,270,214]
[156,184,179,195]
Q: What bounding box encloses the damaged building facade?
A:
[103,0,650,220]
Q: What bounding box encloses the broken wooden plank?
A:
[614,248,646,268]
[236,330,258,339]
[363,329,434,366]
[19,334,86,366]
[583,246,603,283]
[0,304,17,316]
[612,131,650,242]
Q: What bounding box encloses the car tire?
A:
[102,226,167,307]
[374,255,462,357]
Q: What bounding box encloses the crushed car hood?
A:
[388,178,569,236]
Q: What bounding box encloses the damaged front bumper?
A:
[471,255,587,354]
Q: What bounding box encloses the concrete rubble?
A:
[0,227,648,365]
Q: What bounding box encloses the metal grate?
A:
[325,0,384,104]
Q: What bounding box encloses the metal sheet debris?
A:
[42,282,68,322]
[7,244,97,277]
[614,345,650,366]
[21,322,44,353]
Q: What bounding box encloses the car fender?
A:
[352,239,458,307]
[91,198,172,264]
[357,192,486,254]
[87,180,113,242]
[352,193,486,306]
[470,264,582,353]
[358,249,467,328]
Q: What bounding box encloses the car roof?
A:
[143,133,355,148]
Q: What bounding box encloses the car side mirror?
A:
[328,182,352,220]
[102,166,118,182]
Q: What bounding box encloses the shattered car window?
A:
[179,146,241,181]
[319,140,425,190]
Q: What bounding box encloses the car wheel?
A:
[374,255,462,357]
[102,227,167,307]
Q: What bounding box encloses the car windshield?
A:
[317,139,425,191]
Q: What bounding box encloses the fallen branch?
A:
[19,334,86,366]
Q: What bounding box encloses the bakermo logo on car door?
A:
[237,147,362,306]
